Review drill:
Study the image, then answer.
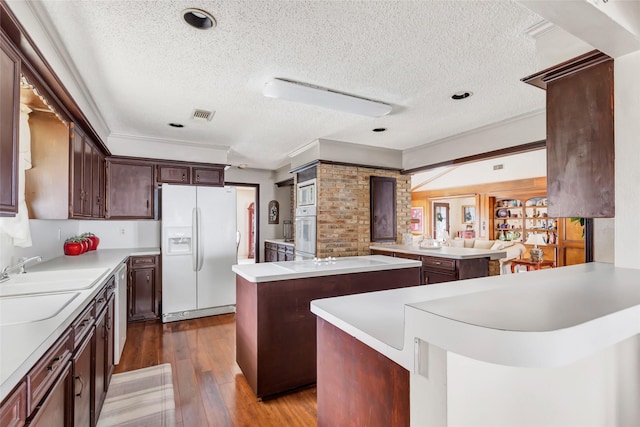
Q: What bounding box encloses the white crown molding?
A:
[523,19,556,39]
[108,132,230,152]
[403,108,546,155]
[26,1,111,136]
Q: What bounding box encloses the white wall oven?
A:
[295,206,316,259]
[297,179,316,207]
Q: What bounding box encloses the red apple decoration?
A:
[64,238,83,256]
[82,232,99,251]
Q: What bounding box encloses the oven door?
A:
[295,216,316,257]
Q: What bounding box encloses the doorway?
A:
[433,202,450,240]
[229,183,259,264]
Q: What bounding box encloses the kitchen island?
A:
[370,244,505,284]
[311,263,640,426]
[231,255,422,398]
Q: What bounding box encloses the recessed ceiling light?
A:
[169,123,184,128]
[182,8,216,30]
[372,128,387,132]
[451,91,473,100]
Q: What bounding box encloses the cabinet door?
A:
[544,54,614,217]
[91,148,105,218]
[94,308,107,421]
[106,160,155,219]
[69,125,86,218]
[157,164,190,184]
[27,364,72,427]
[72,332,94,427]
[0,36,20,216]
[129,267,157,321]
[0,381,27,427]
[370,176,397,242]
[105,295,115,388]
[0,36,20,217]
[192,166,223,186]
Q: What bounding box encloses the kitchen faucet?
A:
[0,256,43,282]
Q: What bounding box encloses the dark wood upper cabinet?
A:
[522,50,614,218]
[157,164,190,184]
[192,166,224,186]
[70,123,105,219]
[0,35,20,217]
[370,176,397,242]
[106,159,155,219]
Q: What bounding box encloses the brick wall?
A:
[316,163,411,258]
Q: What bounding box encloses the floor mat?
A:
[97,363,175,427]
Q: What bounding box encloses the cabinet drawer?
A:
[265,242,276,250]
[285,245,294,255]
[72,303,95,348]
[130,256,156,267]
[277,245,287,253]
[394,252,421,261]
[422,257,455,271]
[0,381,27,427]
[27,329,72,414]
[95,287,109,316]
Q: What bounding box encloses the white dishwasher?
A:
[114,262,128,364]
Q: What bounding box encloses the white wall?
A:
[77,220,160,249]
[614,50,640,268]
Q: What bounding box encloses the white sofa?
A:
[448,238,526,274]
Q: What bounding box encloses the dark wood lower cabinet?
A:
[72,331,93,427]
[236,267,420,398]
[317,318,409,427]
[264,241,294,262]
[127,255,161,322]
[27,364,72,427]
[0,279,116,427]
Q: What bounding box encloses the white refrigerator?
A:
[161,184,237,323]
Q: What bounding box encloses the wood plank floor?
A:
[115,314,317,426]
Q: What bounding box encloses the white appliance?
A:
[113,262,127,364]
[295,205,316,260]
[297,179,316,207]
[161,184,237,323]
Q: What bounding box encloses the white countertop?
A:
[232,255,422,283]
[0,248,160,401]
[370,244,506,260]
[311,263,640,370]
[264,239,294,245]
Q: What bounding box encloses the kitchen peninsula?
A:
[370,244,506,284]
[311,263,640,427]
[232,255,421,398]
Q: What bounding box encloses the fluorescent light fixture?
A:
[263,78,392,117]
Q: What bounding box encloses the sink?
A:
[0,292,80,326]
[0,268,110,297]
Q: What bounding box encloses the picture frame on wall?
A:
[410,207,423,233]
[462,205,476,223]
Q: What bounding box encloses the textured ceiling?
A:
[32,0,546,170]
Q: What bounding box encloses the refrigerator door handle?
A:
[197,207,204,271]
[192,207,198,272]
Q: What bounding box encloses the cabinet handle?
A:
[75,375,85,397]
[80,319,90,328]
[146,275,150,282]
[182,174,186,181]
[47,356,63,372]
[196,175,200,182]
[97,297,105,304]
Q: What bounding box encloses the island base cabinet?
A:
[317,318,409,427]
[236,267,420,398]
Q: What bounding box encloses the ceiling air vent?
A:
[192,109,215,121]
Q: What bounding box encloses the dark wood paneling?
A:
[370,176,397,242]
[546,58,614,218]
[236,267,420,398]
[317,318,409,427]
[0,34,20,216]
